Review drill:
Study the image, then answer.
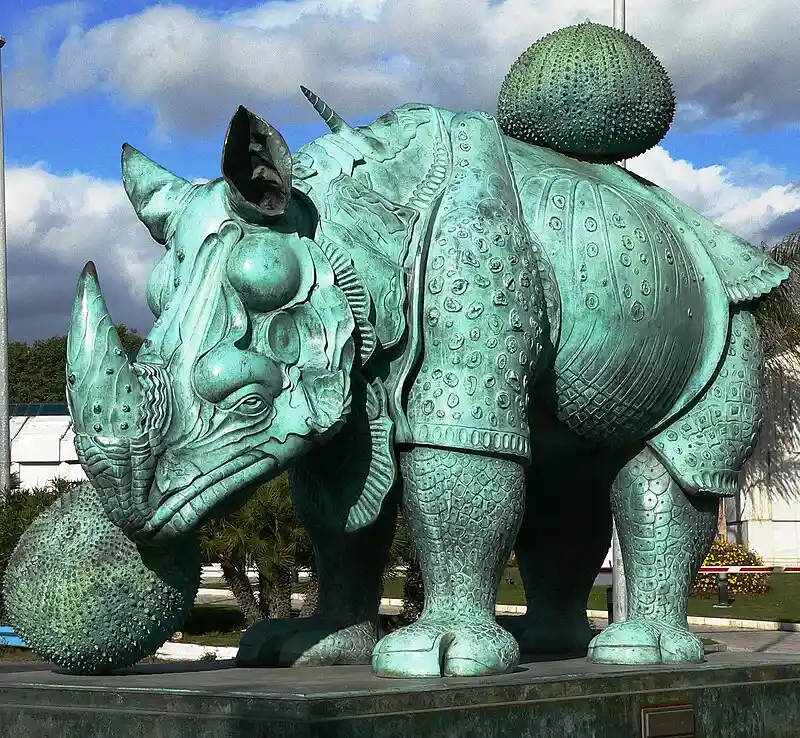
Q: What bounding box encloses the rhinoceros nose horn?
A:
[66,262,143,439]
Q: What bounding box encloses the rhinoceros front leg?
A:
[236,431,398,668]
[372,447,525,678]
[587,447,717,664]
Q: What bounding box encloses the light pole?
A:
[0,36,11,496]
[610,0,629,623]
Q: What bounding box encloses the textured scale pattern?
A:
[588,448,718,664]
[4,483,201,673]
[498,21,675,161]
[647,183,791,303]
[649,309,764,496]
[373,448,524,677]
[406,111,546,460]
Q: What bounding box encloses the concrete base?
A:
[1,653,800,737]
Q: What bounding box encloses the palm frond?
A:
[754,231,800,362]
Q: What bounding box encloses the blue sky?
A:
[2,0,799,341]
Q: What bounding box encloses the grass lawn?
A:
[0,647,42,663]
[388,570,800,622]
[183,573,800,646]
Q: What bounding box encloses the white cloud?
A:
[5,165,158,341]
[628,147,800,245]
[6,0,800,135]
[7,141,797,340]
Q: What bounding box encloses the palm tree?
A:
[732,231,800,539]
[384,511,425,624]
[235,475,313,619]
[198,513,266,625]
[198,473,314,623]
[754,231,800,363]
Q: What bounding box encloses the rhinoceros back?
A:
[510,139,731,446]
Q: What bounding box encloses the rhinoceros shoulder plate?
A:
[405,111,549,461]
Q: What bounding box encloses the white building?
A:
[9,404,85,489]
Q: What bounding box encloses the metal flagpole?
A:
[0,36,11,497]
[610,0,628,623]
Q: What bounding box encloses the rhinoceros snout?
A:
[66,262,174,536]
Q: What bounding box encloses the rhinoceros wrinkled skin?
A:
[5,89,789,678]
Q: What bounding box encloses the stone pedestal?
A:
[1,653,799,737]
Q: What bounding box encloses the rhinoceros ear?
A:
[222,106,292,222]
[121,144,192,245]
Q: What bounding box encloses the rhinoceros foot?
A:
[372,613,519,678]
[587,618,704,665]
[235,616,378,667]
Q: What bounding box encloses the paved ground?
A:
[693,628,800,654]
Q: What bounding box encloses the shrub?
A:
[692,538,770,597]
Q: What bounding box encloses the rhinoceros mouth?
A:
[141,450,277,540]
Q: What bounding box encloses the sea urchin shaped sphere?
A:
[497,21,676,162]
[3,483,201,674]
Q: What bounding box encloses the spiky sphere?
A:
[3,483,201,674]
[497,21,676,161]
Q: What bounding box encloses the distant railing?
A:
[3,565,796,650]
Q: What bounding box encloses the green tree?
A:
[8,326,143,403]
[0,478,81,622]
[742,230,800,521]
[754,231,800,362]
[385,512,425,624]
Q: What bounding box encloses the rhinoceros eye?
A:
[218,384,272,416]
[234,394,269,416]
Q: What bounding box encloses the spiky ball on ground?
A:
[3,483,201,674]
[497,21,676,162]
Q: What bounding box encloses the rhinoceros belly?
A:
[515,159,730,446]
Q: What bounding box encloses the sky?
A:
[1,0,799,342]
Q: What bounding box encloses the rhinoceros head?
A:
[67,106,356,541]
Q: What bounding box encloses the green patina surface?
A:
[2,21,790,678]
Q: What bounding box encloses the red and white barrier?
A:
[599,566,800,574]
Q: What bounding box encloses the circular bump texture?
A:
[226,232,302,314]
[497,21,675,161]
[3,483,201,674]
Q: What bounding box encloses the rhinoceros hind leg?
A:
[587,447,717,665]
[372,447,525,678]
